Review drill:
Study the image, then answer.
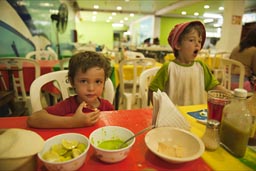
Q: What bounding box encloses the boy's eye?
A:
[80,80,88,84]
[96,80,103,85]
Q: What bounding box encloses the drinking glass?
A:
[207,90,231,122]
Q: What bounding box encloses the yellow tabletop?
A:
[113,62,162,87]
[178,104,255,171]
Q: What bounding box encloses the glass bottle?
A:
[220,88,252,157]
[246,91,256,146]
[201,119,220,151]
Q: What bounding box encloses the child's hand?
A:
[73,102,100,127]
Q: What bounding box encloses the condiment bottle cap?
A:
[206,119,220,129]
[234,88,247,98]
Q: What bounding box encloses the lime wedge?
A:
[51,144,67,156]
[72,148,81,158]
[62,139,78,150]
[42,151,60,162]
[77,143,86,152]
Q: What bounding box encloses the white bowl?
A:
[89,126,135,163]
[0,129,44,171]
[145,127,205,163]
[38,133,90,171]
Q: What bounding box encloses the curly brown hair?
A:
[68,51,111,85]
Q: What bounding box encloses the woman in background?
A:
[230,29,256,91]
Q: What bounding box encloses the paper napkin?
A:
[152,90,191,131]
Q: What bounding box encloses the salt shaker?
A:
[201,119,220,151]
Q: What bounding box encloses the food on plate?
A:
[42,139,87,162]
[157,141,184,158]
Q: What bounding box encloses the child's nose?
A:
[88,83,95,90]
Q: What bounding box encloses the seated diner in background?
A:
[27,51,114,129]
[229,28,256,92]
[149,21,229,106]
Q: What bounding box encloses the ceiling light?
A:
[112,23,124,27]
[124,17,128,21]
[204,5,210,9]
[194,12,199,16]
[204,18,214,23]
[203,13,222,19]
[181,11,187,15]
[92,11,97,15]
[108,16,112,20]
[219,6,224,10]
[125,0,130,2]
[106,20,110,23]
[116,6,122,10]
[94,5,99,9]
[112,12,116,16]
[120,20,124,23]
[130,13,134,17]
[213,23,221,27]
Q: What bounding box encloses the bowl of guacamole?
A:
[89,126,135,163]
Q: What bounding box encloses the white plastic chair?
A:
[0,57,40,113]
[124,51,145,59]
[118,58,156,109]
[25,50,58,60]
[30,70,115,112]
[213,58,245,90]
[139,67,160,108]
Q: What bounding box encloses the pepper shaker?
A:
[201,119,220,151]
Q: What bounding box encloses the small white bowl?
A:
[145,127,204,163]
[38,133,90,171]
[89,126,135,163]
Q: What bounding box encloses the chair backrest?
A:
[118,58,156,109]
[124,51,145,59]
[0,57,40,101]
[59,58,70,70]
[25,50,58,60]
[139,67,160,108]
[213,58,245,90]
[30,70,115,112]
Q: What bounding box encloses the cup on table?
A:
[207,90,231,122]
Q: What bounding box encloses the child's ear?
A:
[175,43,181,50]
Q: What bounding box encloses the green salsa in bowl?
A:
[89,126,135,163]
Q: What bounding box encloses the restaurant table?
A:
[1,105,255,170]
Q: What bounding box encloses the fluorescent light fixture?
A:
[203,13,222,19]
[204,5,210,9]
[108,16,113,20]
[124,17,128,20]
[112,12,116,16]
[194,12,199,16]
[181,11,187,15]
[213,23,221,27]
[92,11,97,15]
[130,13,134,17]
[219,6,224,10]
[204,18,214,23]
[112,23,124,27]
[116,6,122,10]
[94,5,99,9]
[120,20,124,23]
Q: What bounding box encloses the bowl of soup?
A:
[89,126,135,163]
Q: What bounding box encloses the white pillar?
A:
[216,0,245,53]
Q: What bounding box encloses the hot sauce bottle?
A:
[220,89,252,157]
